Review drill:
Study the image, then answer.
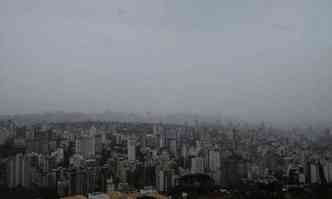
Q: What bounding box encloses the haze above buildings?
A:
[1,0,332,127]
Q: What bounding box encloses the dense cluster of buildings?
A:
[0,119,332,198]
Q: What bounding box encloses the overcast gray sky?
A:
[0,0,331,125]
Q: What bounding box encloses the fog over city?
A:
[1,0,332,126]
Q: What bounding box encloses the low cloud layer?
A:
[1,0,332,126]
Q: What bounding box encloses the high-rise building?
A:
[117,160,129,183]
[156,169,173,192]
[7,153,31,188]
[168,138,177,156]
[159,134,166,148]
[95,132,106,154]
[0,128,10,145]
[310,164,319,183]
[153,124,162,136]
[328,162,332,183]
[181,145,188,158]
[106,177,115,192]
[76,135,95,159]
[191,157,204,174]
[208,150,220,172]
[157,170,164,192]
[127,136,136,162]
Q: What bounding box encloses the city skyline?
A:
[1,119,331,198]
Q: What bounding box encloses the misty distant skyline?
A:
[1,0,332,126]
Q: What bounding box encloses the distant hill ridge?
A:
[0,111,234,126]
